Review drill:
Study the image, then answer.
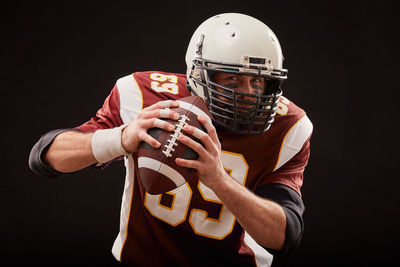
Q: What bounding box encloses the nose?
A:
[235,80,258,110]
[237,78,257,97]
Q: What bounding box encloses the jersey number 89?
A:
[144,151,248,240]
[150,73,179,95]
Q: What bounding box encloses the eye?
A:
[252,77,262,83]
[227,75,239,81]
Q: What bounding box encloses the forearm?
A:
[211,176,286,250]
[44,131,96,173]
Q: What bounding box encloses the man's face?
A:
[211,72,267,109]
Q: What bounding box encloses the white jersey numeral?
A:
[144,150,248,239]
[150,73,179,95]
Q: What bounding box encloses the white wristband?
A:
[91,124,130,163]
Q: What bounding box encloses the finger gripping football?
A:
[137,96,212,195]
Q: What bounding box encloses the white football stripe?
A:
[138,157,186,187]
[176,100,211,122]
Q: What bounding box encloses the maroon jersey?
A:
[76,71,313,266]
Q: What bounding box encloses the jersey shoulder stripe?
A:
[116,74,143,124]
[273,114,313,171]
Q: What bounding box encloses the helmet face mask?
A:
[185,13,287,134]
[191,60,284,134]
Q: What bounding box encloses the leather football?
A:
[137,96,212,195]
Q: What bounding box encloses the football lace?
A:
[162,115,190,158]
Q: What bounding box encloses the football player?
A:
[29,13,313,266]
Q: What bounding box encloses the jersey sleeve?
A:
[76,71,190,132]
[75,84,123,132]
[258,109,313,195]
[260,136,311,195]
[133,71,190,108]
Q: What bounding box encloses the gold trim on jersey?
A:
[132,73,144,111]
[119,155,136,261]
[117,74,143,260]
[158,192,177,210]
[144,183,193,227]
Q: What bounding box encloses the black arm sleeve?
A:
[254,183,305,256]
[29,129,72,178]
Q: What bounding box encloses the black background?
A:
[1,0,399,265]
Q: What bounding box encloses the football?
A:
[137,96,212,195]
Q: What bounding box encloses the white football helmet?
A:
[185,13,287,134]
